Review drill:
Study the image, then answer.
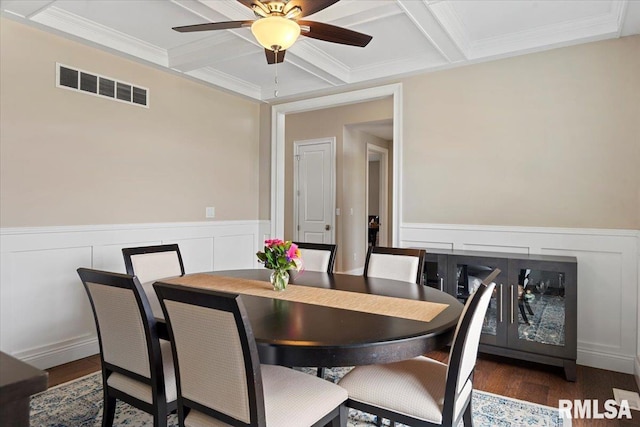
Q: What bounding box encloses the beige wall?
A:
[403,35,640,229]
[285,99,393,271]
[0,18,261,227]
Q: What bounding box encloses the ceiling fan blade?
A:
[172,21,253,33]
[265,49,286,64]
[285,0,340,18]
[298,20,372,47]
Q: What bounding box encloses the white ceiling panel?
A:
[314,14,445,68]
[451,1,615,42]
[1,0,637,102]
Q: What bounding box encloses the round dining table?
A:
[155,269,464,368]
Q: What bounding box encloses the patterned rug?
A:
[31,368,570,426]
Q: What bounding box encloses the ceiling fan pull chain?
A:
[274,50,279,97]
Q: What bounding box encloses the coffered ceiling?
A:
[2,0,639,102]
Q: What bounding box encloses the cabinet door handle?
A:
[510,285,514,324]
[439,277,444,292]
[498,284,503,323]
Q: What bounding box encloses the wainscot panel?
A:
[0,220,269,369]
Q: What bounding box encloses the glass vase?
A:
[270,269,289,291]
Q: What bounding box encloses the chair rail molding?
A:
[0,220,269,369]
[400,222,639,375]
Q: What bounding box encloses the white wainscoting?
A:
[400,223,639,374]
[0,220,270,369]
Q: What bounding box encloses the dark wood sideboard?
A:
[420,248,577,381]
[0,352,48,426]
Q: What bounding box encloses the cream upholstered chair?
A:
[338,269,499,427]
[294,242,337,273]
[122,244,185,318]
[153,281,348,427]
[77,268,177,427]
[364,247,426,284]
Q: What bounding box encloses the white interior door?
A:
[294,138,335,243]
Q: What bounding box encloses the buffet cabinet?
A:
[423,249,577,381]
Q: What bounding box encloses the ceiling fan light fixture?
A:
[251,16,301,51]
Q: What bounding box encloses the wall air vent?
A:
[56,63,149,108]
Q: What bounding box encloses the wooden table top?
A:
[155,270,463,367]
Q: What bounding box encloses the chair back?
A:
[364,246,425,284]
[294,242,337,273]
[443,269,499,423]
[77,268,163,384]
[122,244,185,284]
[153,282,265,426]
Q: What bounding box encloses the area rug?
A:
[31,369,570,426]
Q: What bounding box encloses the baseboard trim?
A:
[577,348,636,375]
[16,337,99,370]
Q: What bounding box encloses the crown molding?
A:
[186,66,262,100]
[30,6,167,66]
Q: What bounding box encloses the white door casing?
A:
[271,83,402,245]
[293,138,336,243]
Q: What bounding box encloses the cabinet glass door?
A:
[450,257,508,346]
[507,260,576,358]
[423,253,448,292]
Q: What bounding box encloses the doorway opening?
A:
[367,143,389,248]
[270,83,403,249]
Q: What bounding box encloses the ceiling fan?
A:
[172,0,373,65]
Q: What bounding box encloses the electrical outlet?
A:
[353,253,357,261]
[205,207,215,218]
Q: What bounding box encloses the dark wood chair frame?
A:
[293,242,338,273]
[364,246,426,285]
[77,268,176,427]
[153,282,346,427]
[345,278,495,427]
[122,244,185,277]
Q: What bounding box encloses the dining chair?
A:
[122,244,185,283]
[77,268,177,427]
[364,246,426,285]
[338,269,500,427]
[294,242,337,273]
[153,281,348,427]
[122,244,184,318]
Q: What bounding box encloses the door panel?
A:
[295,140,334,244]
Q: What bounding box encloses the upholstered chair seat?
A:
[338,357,448,424]
[183,365,347,427]
[106,339,177,404]
[339,270,500,427]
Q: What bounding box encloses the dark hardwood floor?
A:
[47,352,640,426]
